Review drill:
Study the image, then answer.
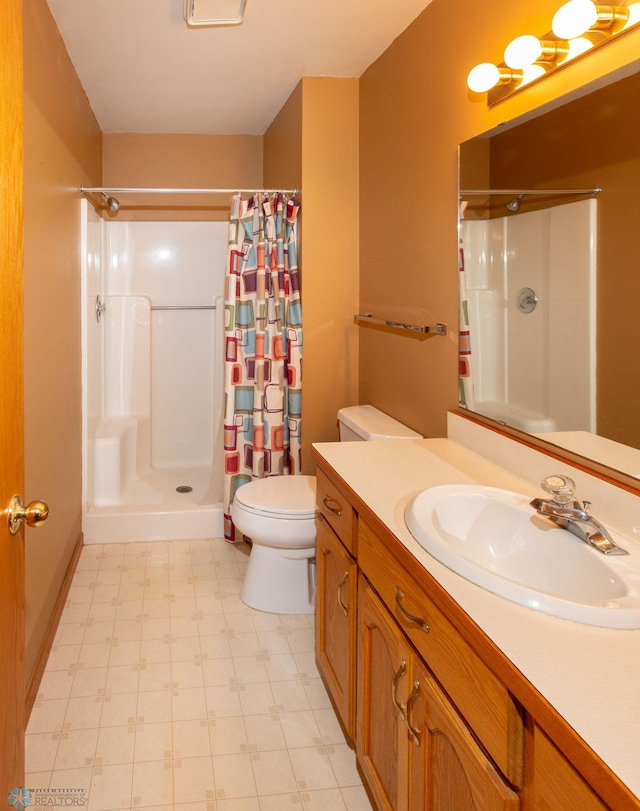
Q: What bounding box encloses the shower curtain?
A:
[458,202,475,410]
[223,192,302,542]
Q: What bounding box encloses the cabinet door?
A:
[407,657,520,811]
[357,577,412,811]
[315,515,358,740]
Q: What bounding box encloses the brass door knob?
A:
[7,494,49,535]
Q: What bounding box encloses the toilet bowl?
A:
[232,475,317,614]
[232,406,422,614]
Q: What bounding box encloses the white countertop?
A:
[312,436,640,801]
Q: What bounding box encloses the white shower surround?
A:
[81,200,226,542]
[462,198,597,435]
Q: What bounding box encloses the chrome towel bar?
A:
[354,313,447,336]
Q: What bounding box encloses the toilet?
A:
[232,405,422,614]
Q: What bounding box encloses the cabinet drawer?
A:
[359,518,524,788]
[316,468,357,555]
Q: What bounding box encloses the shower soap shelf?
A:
[354,313,447,337]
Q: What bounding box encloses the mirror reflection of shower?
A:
[506,194,523,212]
[460,198,597,436]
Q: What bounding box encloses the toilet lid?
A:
[233,475,317,519]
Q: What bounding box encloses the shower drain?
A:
[176,485,193,494]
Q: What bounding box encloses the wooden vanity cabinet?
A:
[358,518,524,789]
[357,578,520,811]
[530,726,608,811]
[315,468,358,741]
[312,454,635,811]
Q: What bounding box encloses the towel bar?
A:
[354,313,447,336]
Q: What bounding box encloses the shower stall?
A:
[461,198,597,434]
[81,198,226,543]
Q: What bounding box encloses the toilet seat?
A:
[233,475,317,520]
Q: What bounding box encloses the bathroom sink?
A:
[404,485,640,628]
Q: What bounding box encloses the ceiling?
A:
[44,0,434,136]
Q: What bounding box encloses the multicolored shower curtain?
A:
[223,192,302,542]
[458,202,475,410]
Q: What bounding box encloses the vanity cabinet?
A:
[315,468,358,741]
[358,518,524,789]
[357,577,520,811]
[312,451,636,811]
[530,726,608,811]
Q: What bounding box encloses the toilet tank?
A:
[337,405,423,441]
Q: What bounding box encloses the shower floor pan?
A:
[84,465,224,544]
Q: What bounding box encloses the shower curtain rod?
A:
[80,186,299,195]
[460,186,601,196]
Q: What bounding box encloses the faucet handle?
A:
[541,474,576,504]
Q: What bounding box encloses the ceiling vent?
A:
[184,0,247,27]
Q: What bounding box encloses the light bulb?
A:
[563,36,594,60]
[467,62,500,93]
[504,35,543,69]
[624,1,640,26]
[519,64,547,86]
[552,0,598,39]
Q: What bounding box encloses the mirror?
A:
[459,62,640,484]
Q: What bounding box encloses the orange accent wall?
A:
[22,0,102,683]
[265,78,360,472]
[359,0,640,439]
[102,133,263,220]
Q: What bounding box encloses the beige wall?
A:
[22,0,102,683]
[102,134,263,220]
[359,0,640,440]
[265,78,360,472]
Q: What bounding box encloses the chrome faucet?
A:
[530,475,628,556]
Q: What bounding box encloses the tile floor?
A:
[25,538,373,811]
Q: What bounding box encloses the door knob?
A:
[7,494,49,535]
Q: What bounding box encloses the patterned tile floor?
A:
[25,538,373,811]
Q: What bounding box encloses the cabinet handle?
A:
[322,494,343,517]
[405,680,421,747]
[337,571,349,616]
[395,587,430,633]
[391,660,407,721]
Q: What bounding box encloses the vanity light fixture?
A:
[467,0,640,104]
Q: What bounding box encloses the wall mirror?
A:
[458,59,640,489]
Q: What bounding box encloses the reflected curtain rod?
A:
[460,186,601,196]
[80,186,299,195]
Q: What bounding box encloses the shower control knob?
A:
[7,494,50,535]
[517,287,538,314]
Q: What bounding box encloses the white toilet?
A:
[232,405,422,614]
